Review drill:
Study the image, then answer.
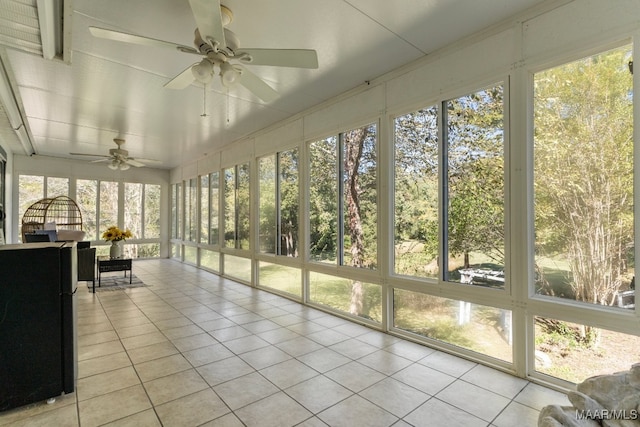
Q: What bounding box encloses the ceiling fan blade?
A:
[188,0,226,48]
[90,158,111,163]
[69,152,111,158]
[240,48,318,69]
[237,66,279,103]
[125,159,146,168]
[164,64,198,89]
[89,27,199,55]
[129,157,162,165]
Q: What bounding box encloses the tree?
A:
[534,45,634,346]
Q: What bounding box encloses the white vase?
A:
[110,240,123,259]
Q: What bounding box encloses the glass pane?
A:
[259,156,277,253]
[46,177,68,197]
[99,181,118,233]
[279,149,299,257]
[184,245,197,264]
[187,178,197,242]
[77,179,97,240]
[171,243,180,259]
[534,316,640,383]
[259,262,301,297]
[201,249,220,272]
[394,289,512,362]
[124,182,142,240]
[136,243,160,258]
[394,106,439,279]
[309,271,382,323]
[445,84,505,287]
[237,163,250,250]
[144,184,161,239]
[224,167,235,247]
[225,254,251,282]
[534,45,634,309]
[342,124,377,269]
[209,172,219,245]
[170,183,180,239]
[309,137,338,263]
[200,175,209,244]
[18,175,44,241]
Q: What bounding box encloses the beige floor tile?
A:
[78,384,152,427]
[77,330,119,347]
[134,353,192,382]
[213,372,279,410]
[78,340,126,361]
[4,401,78,427]
[77,366,141,401]
[126,340,179,364]
[102,409,161,426]
[120,331,168,351]
[0,394,77,427]
[155,389,230,427]
[78,351,131,379]
[143,369,209,406]
[234,392,312,427]
[116,322,160,339]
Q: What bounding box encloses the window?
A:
[171,183,181,239]
[444,84,505,287]
[99,181,118,231]
[224,163,250,250]
[309,124,377,268]
[200,172,219,245]
[259,149,299,256]
[394,106,439,278]
[77,180,98,240]
[534,45,634,309]
[209,172,219,245]
[185,178,197,242]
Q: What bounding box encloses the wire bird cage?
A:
[21,196,83,240]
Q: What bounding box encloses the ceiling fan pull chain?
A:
[226,86,230,124]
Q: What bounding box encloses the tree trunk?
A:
[344,129,366,316]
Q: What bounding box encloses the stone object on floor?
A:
[538,363,640,426]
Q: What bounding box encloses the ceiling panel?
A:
[0,0,551,169]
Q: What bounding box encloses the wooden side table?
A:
[96,256,132,292]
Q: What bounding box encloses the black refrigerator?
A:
[0,242,78,411]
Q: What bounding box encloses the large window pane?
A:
[309,271,382,323]
[77,179,97,240]
[99,181,118,232]
[171,183,181,239]
[394,289,512,362]
[186,178,197,242]
[534,45,634,311]
[201,248,220,272]
[259,262,301,297]
[144,184,161,239]
[259,156,277,253]
[394,106,439,279]
[309,137,338,263]
[200,175,209,244]
[209,172,219,245]
[47,177,68,197]
[445,84,505,287]
[224,167,235,247]
[225,254,251,282]
[280,149,299,257]
[237,163,250,250]
[124,182,143,239]
[342,124,377,269]
[535,316,640,383]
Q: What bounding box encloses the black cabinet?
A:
[0,242,77,411]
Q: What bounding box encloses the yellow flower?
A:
[102,226,133,242]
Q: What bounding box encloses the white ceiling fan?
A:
[88,0,319,102]
[70,138,161,170]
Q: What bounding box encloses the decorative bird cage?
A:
[21,196,83,241]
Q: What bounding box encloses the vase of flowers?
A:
[102,226,132,259]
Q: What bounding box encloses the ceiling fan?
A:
[88,0,319,102]
[70,138,160,170]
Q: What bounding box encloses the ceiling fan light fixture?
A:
[192,59,214,84]
[108,159,119,170]
[220,61,240,87]
[119,162,130,171]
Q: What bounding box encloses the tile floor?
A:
[0,259,570,427]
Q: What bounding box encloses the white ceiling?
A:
[0,0,550,169]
